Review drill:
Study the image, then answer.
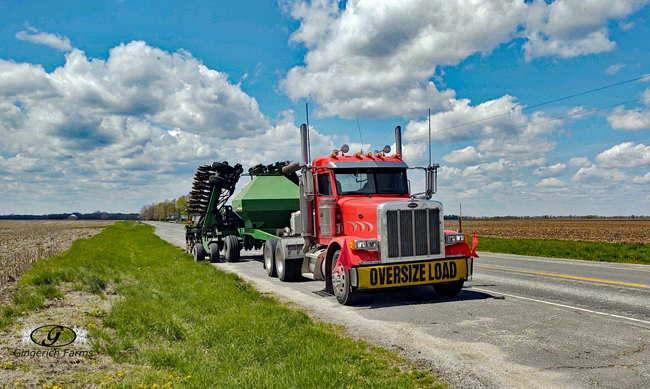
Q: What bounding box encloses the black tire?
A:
[208,243,221,263]
[212,162,235,174]
[434,281,464,296]
[331,250,357,305]
[264,240,278,277]
[209,175,230,187]
[275,246,302,282]
[193,243,206,262]
[224,235,241,263]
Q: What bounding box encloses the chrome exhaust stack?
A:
[299,123,315,239]
[395,126,402,157]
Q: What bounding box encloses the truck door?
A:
[316,171,336,240]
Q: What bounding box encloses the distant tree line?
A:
[0,212,138,220]
[139,195,189,221]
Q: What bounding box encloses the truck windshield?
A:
[334,168,408,195]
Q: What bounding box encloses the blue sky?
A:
[1,0,649,216]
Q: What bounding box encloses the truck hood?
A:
[338,197,405,238]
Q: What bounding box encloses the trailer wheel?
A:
[434,281,464,296]
[263,239,278,277]
[224,235,241,262]
[212,162,235,175]
[209,175,230,187]
[331,250,357,305]
[208,243,221,263]
[193,243,206,262]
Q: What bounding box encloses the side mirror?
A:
[425,165,438,199]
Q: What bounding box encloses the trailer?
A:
[186,125,477,305]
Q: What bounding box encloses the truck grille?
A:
[386,208,441,258]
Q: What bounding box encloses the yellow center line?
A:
[476,265,650,289]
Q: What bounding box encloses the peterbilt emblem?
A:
[347,221,374,232]
[408,203,418,208]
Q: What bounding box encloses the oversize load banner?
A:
[357,259,467,289]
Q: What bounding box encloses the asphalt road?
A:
[146,221,650,389]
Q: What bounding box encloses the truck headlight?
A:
[445,233,467,245]
[350,239,379,251]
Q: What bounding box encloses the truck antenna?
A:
[357,116,364,154]
[306,103,311,163]
[428,108,432,167]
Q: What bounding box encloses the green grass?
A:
[20,222,444,388]
[0,284,64,328]
[478,236,650,265]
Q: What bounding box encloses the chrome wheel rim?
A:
[264,246,272,270]
[276,255,284,276]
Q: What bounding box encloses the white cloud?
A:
[403,96,559,164]
[620,21,636,31]
[281,0,649,119]
[568,157,593,168]
[571,165,627,182]
[521,0,649,60]
[607,106,650,131]
[605,63,626,75]
[533,163,567,178]
[534,177,565,188]
[633,172,650,184]
[511,180,528,188]
[519,157,547,168]
[0,41,336,213]
[282,0,527,118]
[595,142,650,168]
[15,29,73,52]
[442,146,482,165]
[461,158,512,183]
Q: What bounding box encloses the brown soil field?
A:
[444,219,650,244]
[0,220,115,289]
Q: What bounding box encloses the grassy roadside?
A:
[477,236,650,265]
[5,222,444,388]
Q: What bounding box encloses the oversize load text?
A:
[358,259,466,289]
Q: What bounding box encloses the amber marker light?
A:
[332,152,338,157]
[355,153,362,158]
[367,152,372,157]
[396,153,401,159]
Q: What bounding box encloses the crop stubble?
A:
[0,220,115,288]
[445,219,650,245]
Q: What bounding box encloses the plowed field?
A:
[445,219,650,244]
[0,220,115,288]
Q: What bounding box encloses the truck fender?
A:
[324,237,349,294]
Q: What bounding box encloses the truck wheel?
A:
[212,162,235,174]
[434,281,464,296]
[275,246,301,282]
[224,235,241,262]
[264,240,278,277]
[331,250,357,305]
[209,175,230,187]
[208,243,221,263]
[193,243,206,262]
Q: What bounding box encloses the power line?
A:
[436,95,650,146]
[433,73,650,135]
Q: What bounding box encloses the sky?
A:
[1,0,649,217]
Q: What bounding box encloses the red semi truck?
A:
[262,124,476,305]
